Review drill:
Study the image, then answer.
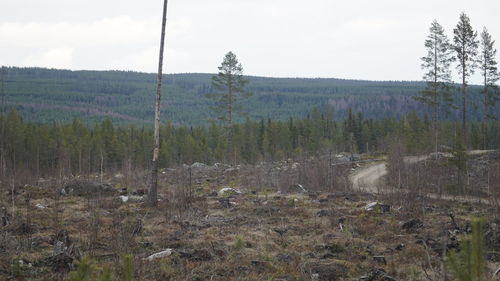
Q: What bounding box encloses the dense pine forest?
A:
[1,107,499,184]
[1,67,493,125]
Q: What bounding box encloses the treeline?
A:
[1,107,499,184]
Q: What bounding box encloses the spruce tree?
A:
[416,20,454,158]
[479,27,499,149]
[453,12,479,147]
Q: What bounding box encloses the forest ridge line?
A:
[0,67,490,126]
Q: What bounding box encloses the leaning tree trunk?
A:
[149,0,169,206]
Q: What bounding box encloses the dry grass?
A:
[0,156,498,280]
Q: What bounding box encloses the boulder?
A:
[129,195,144,203]
[218,187,242,196]
[119,194,144,203]
[145,249,173,261]
[364,202,391,213]
[335,153,351,163]
[214,162,230,169]
[191,162,208,168]
[35,203,47,209]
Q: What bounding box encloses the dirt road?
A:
[349,151,496,204]
[350,162,387,192]
[350,155,428,192]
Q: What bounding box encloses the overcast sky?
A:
[0,0,498,83]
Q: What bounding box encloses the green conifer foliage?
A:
[447,218,486,281]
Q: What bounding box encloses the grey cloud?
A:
[0,0,498,83]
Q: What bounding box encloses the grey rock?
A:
[364,202,391,213]
[191,162,208,168]
[144,249,173,261]
[218,187,242,196]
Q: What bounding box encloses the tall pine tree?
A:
[208,51,250,163]
[209,52,250,126]
[453,12,479,147]
[479,27,499,149]
[416,20,454,157]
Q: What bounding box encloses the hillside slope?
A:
[0,67,487,125]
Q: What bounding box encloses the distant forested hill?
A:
[0,67,488,125]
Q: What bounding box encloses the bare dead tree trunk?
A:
[0,66,5,183]
[149,0,169,206]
